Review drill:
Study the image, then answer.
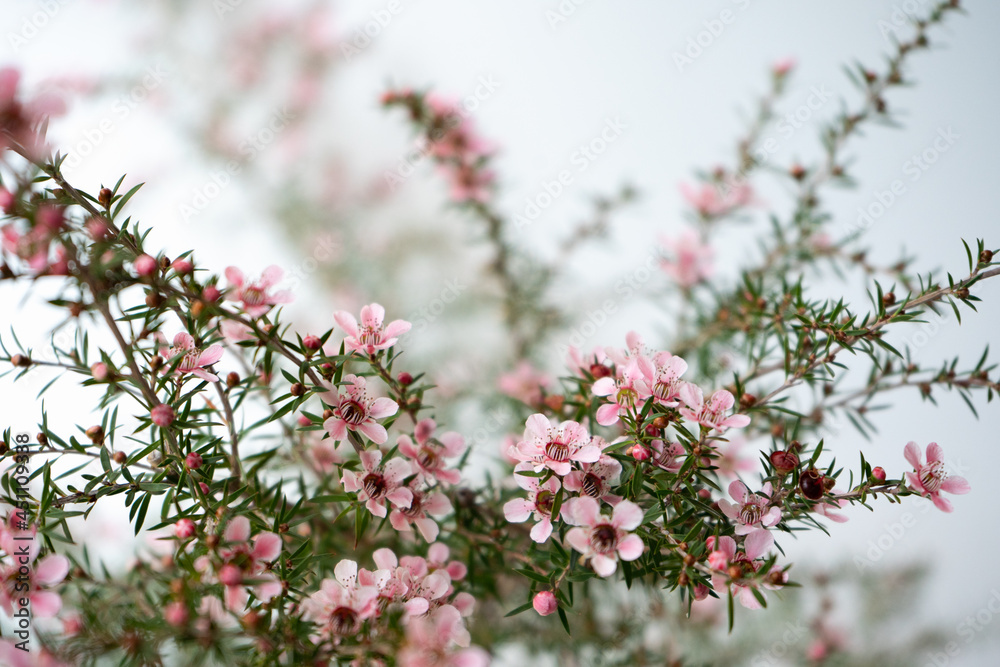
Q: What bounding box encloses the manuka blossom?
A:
[366,548,450,616]
[158,332,224,383]
[592,361,650,427]
[334,302,411,356]
[504,463,563,543]
[564,496,644,577]
[321,374,399,444]
[644,351,688,407]
[512,414,601,477]
[342,449,413,519]
[650,440,685,473]
[659,228,713,288]
[680,179,754,218]
[706,534,778,610]
[215,516,282,611]
[397,419,466,486]
[224,265,293,317]
[564,454,622,504]
[389,486,452,542]
[904,441,970,513]
[0,545,69,618]
[497,360,551,406]
[678,385,750,433]
[397,604,490,667]
[718,481,781,553]
[303,559,380,640]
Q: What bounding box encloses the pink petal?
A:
[34,554,69,586]
[679,382,703,409]
[30,591,63,618]
[252,533,282,561]
[596,403,620,426]
[903,441,923,469]
[925,442,944,463]
[415,517,440,542]
[224,516,250,543]
[738,585,762,610]
[504,498,533,523]
[932,494,954,512]
[383,319,411,338]
[359,449,382,471]
[721,414,751,429]
[224,266,244,287]
[524,413,551,439]
[574,444,602,464]
[565,496,601,527]
[366,498,388,518]
[368,397,399,420]
[397,435,419,459]
[423,493,452,515]
[591,554,617,577]
[190,368,219,382]
[383,457,412,483]
[529,518,553,543]
[728,480,748,503]
[612,500,643,531]
[591,377,616,397]
[333,311,359,338]
[565,527,590,554]
[358,421,388,444]
[718,499,740,520]
[334,559,358,587]
[389,510,411,533]
[940,477,971,495]
[404,597,429,616]
[255,578,282,601]
[323,417,347,442]
[172,332,195,349]
[260,265,284,287]
[197,344,224,366]
[386,487,413,509]
[744,528,773,560]
[617,534,644,561]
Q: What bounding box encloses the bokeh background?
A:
[2,0,998,664]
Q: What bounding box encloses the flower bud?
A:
[629,444,651,462]
[980,249,994,264]
[290,382,305,397]
[171,258,193,274]
[589,363,612,379]
[145,291,163,308]
[186,452,203,470]
[199,482,210,496]
[85,425,104,444]
[227,372,240,388]
[164,602,188,627]
[10,354,31,367]
[397,371,414,385]
[203,285,221,302]
[134,254,158,277]
[98,188,113,208]
[799,468,825,500]
[532,591,558,616]
[769,450,799,475]
[303,334,322,351]
[36,432,48,446]
[218,564,243,586]
[151,404,175,428]
[297,415,312,427]
[872,466,886,482]
[174,519,196,539]
[113,451,127,465]
[190,300,205,318]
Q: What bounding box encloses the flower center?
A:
[544,439,570,463]
[739,501,764,526]
[590,524,618,555]
[920,461,947,493]
[616,386,638,409]
[402,493,423,518]
[241,286,265,306]
[358,326,381,347]
[581,473,603,498]
[535,490,554,516]
[417,446,439,471]
[363,473,387,500]
[340,400,367,425]
[329,607,360,635]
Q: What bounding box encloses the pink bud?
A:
[172,258,194,274]
[151,403,175,427]
[134,254,157,277]
[692,583,710,601]
[185,452,203,470]
[203,285,221,302]
[532,590,558,616]
[0,188,14,214]
[36,204,64,230]
[62,615,83,636]
[773,57,796,76]
[303,335,322,350]
[297,415,312,427]
[164,601,189,627]
[174,518,196,539]
[199,482,210,495]
[397,371,414,386]
[872,466,886,482]
[219,564,243,586]
[90,362,109,381]
[630,445,650,462]
[86,217,109,240]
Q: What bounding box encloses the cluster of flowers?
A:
[303,546,488,666]
[381,89,495,203]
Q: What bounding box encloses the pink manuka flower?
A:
[592,360,650,427]
[367,548,450,616]
[564,496,645,577]
[447,163,494,204]
[644,351,689,407]
[397,604,489,667]
[498,360,551,406]
[650,440,685,473]
[564,454,623,504]
[216,516,283,611]
[158,332,224,382]
[342,449,413,519]
[334,303,411,356]
[389,485,453,542]
[904,441,970,512]
[397,419,466,486]
[321,374,399,444]
[224,265,293,317]
[504,462,564,543]
[566,345,609,378]
[513,414,601,476]
[679,384,750,433]
[303,559,380,640]
[680,179,754,218]
[0,546,69,618]
[706,534,779,610]
[718,481,781,553]
[659,228,713,288]
[814,496,850,523]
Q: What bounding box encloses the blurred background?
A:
[2,0,998,664]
